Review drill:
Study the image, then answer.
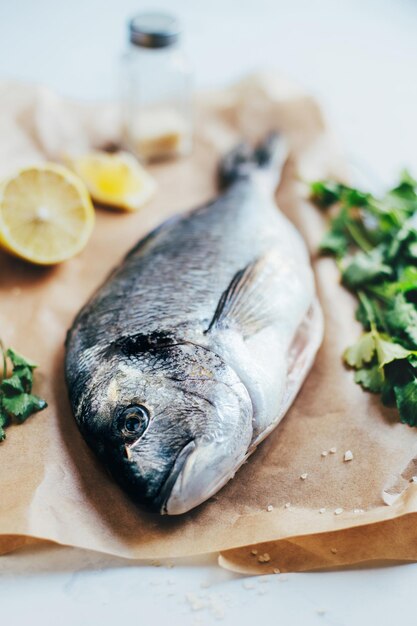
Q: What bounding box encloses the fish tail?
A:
[218,132,288,190]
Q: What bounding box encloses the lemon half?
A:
[67,151,156,212]
[0,164,95,265]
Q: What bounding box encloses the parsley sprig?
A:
[311,171,417,426]
[0,342,47,441]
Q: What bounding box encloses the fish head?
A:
[74,341,253,515]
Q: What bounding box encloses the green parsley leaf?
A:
[376,266,417,298]
[394,380,417,426]
[389,169,417,202]
[344,332,375,368]
[319,230,349,257]
[386,221,417,262]
[13,365,34,393]
[6,348,37,370]
[342,187,371,208]
[0,342,47,441]
[354,365,384,393]
[374,334,414,367]
[2,393,47,423]
[343,327,414,370]
[310,180,344,207]
[355,293,386,330]
[0,407,8,441]
[398,169,417,188]
[1,373,25,395]
[384,294,417,348]
[342,248,392,289]
[408,241,417,260]
[381,381,396,407]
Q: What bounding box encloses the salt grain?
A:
[243,581,255,590]
[344,450,353,462]
[200,580,211,589]
[319,508,326,514]
[334,507,344,515]
[321,451,328,457]
[267,504,274,512]
[353,508,364,514]
[300,473,308,480]
[284,502,291,509]
[330,547,338,554]
[185,593,206,611]
[258,553,271,563]
[273,568,281,574]
[251,549,258,556]
[329,447,337,454]
[411,476,417,483]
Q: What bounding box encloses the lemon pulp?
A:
[0,164,95,265]
[67,151,156,212]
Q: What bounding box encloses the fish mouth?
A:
[155,440,196,514]
[157,439,249,516]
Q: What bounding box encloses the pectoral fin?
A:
[206,252,283,339]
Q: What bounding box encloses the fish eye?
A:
[118,405,149,439]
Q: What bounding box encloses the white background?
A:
[1,0,417,624]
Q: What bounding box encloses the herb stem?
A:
[346,222,373,253]
[0,340,6,382]
[358,290,376,329]
[364,285,391,304]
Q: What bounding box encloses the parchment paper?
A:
[1,73,417,574]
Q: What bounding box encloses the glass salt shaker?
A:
[121,12,193,162]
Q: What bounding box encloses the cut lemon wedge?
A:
[66,151,156,212]
[0,164,95,265]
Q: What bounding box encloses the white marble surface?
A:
[1,1,417,624]
[1,544,417,626]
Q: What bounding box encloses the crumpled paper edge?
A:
[4,508,417,574]
[218,510,417,573]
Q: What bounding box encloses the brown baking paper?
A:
[1,74,417,573]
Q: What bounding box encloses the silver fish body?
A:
[65,135,323,515]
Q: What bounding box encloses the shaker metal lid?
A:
[129,12,181,48]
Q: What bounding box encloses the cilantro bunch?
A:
[311,171,417,426]
[0,342,47,441]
